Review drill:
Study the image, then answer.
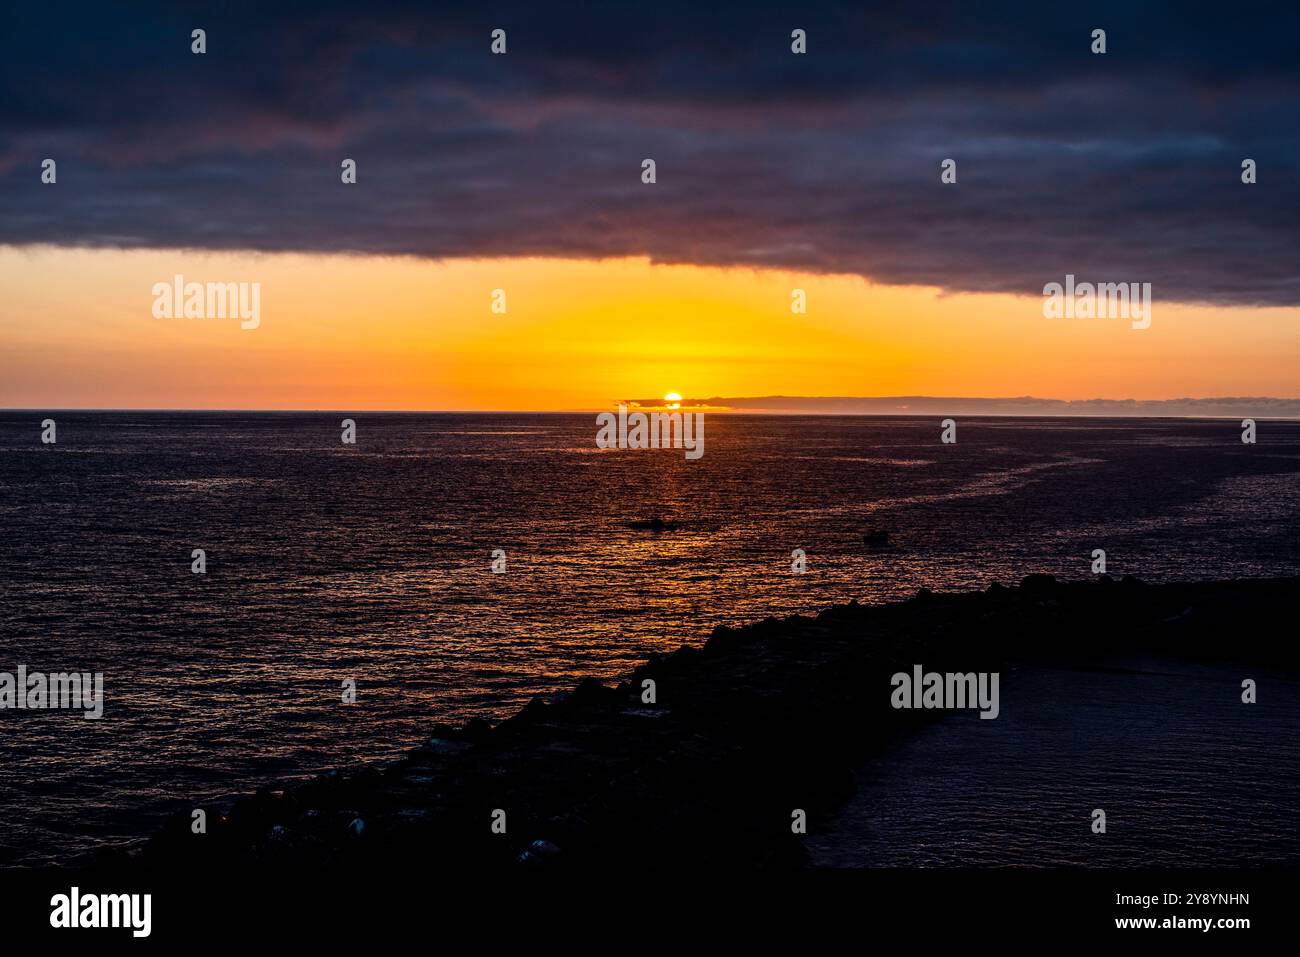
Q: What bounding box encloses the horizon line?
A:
[5,406,1300,420]
[6,393,1300,415]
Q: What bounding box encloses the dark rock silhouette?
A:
[101,577,1300,874]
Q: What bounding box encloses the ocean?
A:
[2,412,1298,866]
[808,657,1300,867]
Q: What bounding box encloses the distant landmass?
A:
[625,396,1300,417]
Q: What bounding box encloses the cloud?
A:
[3,1,1300,305]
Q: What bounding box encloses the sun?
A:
[663,392,683,409]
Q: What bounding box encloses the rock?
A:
[1019,573,1058,592]
[568,677,614,706]
[425,737,471,755]
[126,578,1300,873]
[516,839,561,865]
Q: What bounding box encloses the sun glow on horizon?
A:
[2,248,1299,410]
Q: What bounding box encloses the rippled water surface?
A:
[807,659,1300,867]
[2,413,1299,865]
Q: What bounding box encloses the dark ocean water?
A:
[1,413,1299,866]
[808,658,1300,867]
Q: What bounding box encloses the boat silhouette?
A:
[629,518,678,532]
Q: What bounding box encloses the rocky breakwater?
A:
[127,576,1300,873]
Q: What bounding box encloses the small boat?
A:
[629,518,678,532]
[863,528,891,547]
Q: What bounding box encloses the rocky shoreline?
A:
[115,576,1300,872]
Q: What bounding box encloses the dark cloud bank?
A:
[3,1,1300,306]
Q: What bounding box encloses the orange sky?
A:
[1,246,1297,410]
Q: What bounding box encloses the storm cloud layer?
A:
[3,1,1299,305]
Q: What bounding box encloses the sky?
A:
[1,1,1298,410]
